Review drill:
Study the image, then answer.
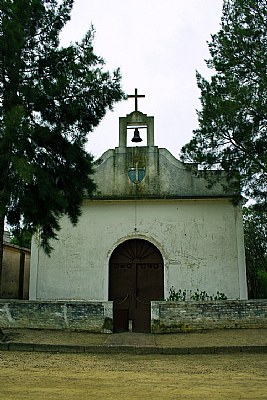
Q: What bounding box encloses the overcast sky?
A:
[61,0,224,159]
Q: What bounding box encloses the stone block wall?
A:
[0,300,113,333]
[151,300,267,333]
[1,300,267,334]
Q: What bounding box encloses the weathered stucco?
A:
[92,146,237,199]
[30,198,247,301]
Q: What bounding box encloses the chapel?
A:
[30,90,247,333]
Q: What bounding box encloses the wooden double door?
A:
[109,239,164,333]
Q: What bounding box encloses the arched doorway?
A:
[109,239,164,333]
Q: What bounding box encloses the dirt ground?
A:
[3,327,267,347]
[0,351,266,400]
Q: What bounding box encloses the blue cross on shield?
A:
[128,166,146,184]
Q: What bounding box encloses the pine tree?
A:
[181,0,267,209]
[243,207,267,298]
[0,0,124,294]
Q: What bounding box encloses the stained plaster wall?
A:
[92,146,235,199]
[30,198,247,301]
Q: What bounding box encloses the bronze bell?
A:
[131,128,142,143]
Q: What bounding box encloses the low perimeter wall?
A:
[151,300,267,333]
[1,300,267,333]
[0,300,113,333]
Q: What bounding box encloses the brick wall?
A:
[0,300,113,333]
[151,300,267,333]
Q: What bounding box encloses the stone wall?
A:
[151,300,267,333]
[1,300,267,334]
[0,301,113,333]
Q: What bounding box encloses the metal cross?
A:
[127,88,145,111]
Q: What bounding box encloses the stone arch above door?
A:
[109,238,164,333]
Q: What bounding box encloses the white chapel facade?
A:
[30,90,247,331]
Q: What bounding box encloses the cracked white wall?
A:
[30,198,247,301]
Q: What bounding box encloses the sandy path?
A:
[0,352,266,399]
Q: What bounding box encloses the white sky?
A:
[61,0,224,159]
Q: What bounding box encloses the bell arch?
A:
[109,238,164,333]
[119,110,154,148]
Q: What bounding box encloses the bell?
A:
[131,128,142,143]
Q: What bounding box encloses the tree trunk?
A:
[0,211,5,298]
